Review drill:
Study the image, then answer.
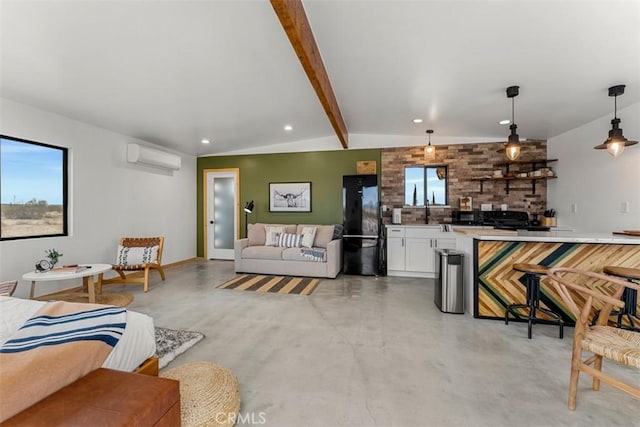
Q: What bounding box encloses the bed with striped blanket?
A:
[0,297,156,422]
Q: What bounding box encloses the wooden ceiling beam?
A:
[270,0,348,149]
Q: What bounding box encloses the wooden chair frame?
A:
[0,280,18,297]
[102,237,166,292]
[547,266,640,410]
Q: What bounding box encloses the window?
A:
[404,165,448,206]
[0,135,68,240]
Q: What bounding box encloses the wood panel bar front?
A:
[473,239,640,326]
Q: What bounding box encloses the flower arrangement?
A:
[45,249,63,267]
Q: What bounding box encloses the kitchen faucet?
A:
[425,199,430,224]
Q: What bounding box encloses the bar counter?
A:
[453,229,640,324]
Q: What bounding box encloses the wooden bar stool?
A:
[602,266,640,331]
[505,263,564,339]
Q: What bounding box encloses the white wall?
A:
[0,98,197,298]
[547,102,640,233]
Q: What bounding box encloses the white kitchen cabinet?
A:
[405,235,434,273]
[386,225,456,278]
[386,227,405,271]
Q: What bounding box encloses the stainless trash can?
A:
[435,249,464,314]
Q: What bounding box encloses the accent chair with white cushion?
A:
[102,237,165,292]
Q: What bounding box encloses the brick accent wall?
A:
[381,140,550,224]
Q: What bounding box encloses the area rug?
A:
[35,291,134,307]
[155,327,205,369]
[217,274,321,295]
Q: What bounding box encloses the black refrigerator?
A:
[342,174,380,275]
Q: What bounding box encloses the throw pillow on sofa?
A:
[332,224,343,240]
[296,225,335,248]
[300,226,317,248]
[265,226,285,246]
[248,223,297,246]
[313,225,335,248]
[278,233,301,248]
[247,223,266,246]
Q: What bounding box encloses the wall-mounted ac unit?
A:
[127,143,181,171]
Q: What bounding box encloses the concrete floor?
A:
[116,259,639,427]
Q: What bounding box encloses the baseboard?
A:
[167,257,198,267]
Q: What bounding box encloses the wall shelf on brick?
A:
[472,176,557,194]
[381,141,549,224]
[494,158,558,167]
[473,159,558,194]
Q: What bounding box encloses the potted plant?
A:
[45,249,63,267]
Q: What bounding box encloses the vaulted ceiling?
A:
[1,0,639,156]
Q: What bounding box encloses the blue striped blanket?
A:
[301,248,326,262]
[0,305,126,353]
[0,301,127,422]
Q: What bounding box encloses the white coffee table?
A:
[22,263,113,303]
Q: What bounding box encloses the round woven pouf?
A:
[160,361,240,427]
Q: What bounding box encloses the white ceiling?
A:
[1,0,639,157]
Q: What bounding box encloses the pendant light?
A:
[424,129,435,158]
[505,85,521,161]
[594,85,638,157]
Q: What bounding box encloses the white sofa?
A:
[234,223,342,279]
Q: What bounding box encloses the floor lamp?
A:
[244,200,254,238]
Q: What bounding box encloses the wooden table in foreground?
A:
[22,263,113,303]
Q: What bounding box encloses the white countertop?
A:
[385,224,640,244]
[385,224,454,239]
[384,223,640,244]
[386,224,442,228]
[459,230,640,245]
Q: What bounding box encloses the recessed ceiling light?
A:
[499,119,511,125]
[284,125,293,132]
[412,118,423,124]
[201,139,210,144]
